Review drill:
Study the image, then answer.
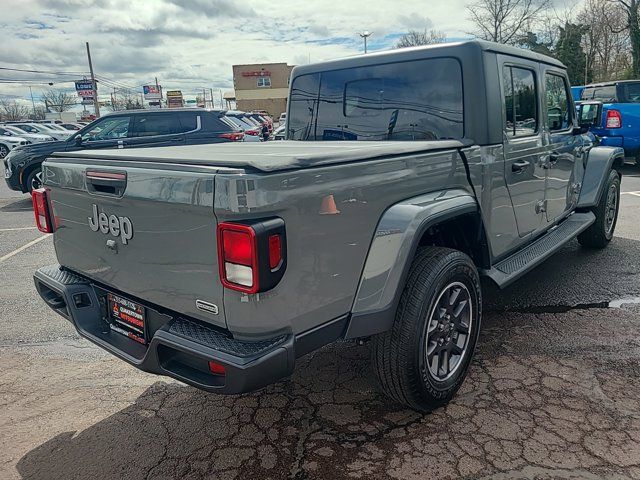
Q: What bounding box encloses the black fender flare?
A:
[577,146,625,209]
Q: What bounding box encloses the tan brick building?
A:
[232,63,294,118]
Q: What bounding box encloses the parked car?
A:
[0,129,29,158]
[271,123,286,140]
[577,80,640,163]
[4,108,243,193]
[223,111,263,142]
[58,122,85,131]
[32,40,623,412]
[0,125,54,144]
[278,112,286,124]
[11,123,72,141]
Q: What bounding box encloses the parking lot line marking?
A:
[622,191,640,197]
[0,226,37,232]
[0,234,49,263]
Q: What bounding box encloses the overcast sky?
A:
[2,0,482,106]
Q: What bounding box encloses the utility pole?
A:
[86,41,100,117]
[155,77,162,108]
[210,88,214,109]
[28,86,36,118]
[112,87,117,110]
[219,89,224,109]
[358,31,372,54]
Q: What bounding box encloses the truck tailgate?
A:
[44,159,225,329]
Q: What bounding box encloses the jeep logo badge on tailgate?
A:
[88,204,133,244]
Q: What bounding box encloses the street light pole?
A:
[359,31,372,54]
[85,42,100,118]
[28,86,36,118]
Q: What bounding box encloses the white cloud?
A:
[1,0,478,104]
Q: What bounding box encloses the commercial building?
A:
[232,63,294,118]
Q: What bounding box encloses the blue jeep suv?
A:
[4,108,243,193]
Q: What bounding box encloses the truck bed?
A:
[52,140,471,172]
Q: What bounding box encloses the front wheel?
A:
[0,144,9,159]
[371,247,481,412]
[578,169,620,248]
[26,167,42,193]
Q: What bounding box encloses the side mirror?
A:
[572,125,589,135]
[74,135,83,146]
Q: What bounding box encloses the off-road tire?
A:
[371,247,481,412]
[25,167,42,194]
[578,169,620,248]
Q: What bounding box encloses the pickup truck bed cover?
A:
[51,140,470,172]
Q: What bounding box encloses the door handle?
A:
[512,160,530,173]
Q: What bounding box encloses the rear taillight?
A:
[217,219,286,294]
[31,188,54,233]
[219,132,244,141]
[245,129,259,136]
[606,109,622,129]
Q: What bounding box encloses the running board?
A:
[483,212,595,288]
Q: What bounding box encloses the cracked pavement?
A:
[2,166,640,479]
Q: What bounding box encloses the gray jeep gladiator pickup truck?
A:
[32,40,624,412]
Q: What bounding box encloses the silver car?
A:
[0,128,29,158]
[12,123,72,141]
[1,125,54,144]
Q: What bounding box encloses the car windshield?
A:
[15,124,39,133]
[4,126,29,135]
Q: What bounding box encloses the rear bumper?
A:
[34,265,299,394]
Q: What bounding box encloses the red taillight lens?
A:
[31,188,53,233]
[222,229,254,266]
[218,223,258,293]
[219,132,244,141]
[208,361,226,376]
[606,109,622,129]
[268,234,282,269]
[245,129,259,136]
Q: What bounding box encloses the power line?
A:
[0,66,87,76]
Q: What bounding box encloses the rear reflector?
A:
[208,361,226,376]
[31,188,53,233]
[269,234,282,269]
[606,109,622,129]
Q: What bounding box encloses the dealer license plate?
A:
[107,293,146,344]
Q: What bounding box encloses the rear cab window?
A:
[288,57,464,141]
[581,85,618,103]
[620,82,640,103]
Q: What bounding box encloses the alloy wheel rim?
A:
[31,171,43,191]
[604,183,618,236]
[424,281,473,381]
[0,145,8,158]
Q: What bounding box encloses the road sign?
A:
[143,85,162,100]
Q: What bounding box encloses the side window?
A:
[131,114,178,137]
[177,113,198,132]
[503,66,538,137]
[82,116,131,141]
[545,73,573,131]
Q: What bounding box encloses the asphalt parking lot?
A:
[2,165,640,480]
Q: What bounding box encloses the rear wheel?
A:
[578,169,620,248]
[371,247,481,412]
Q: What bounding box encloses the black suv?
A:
[3,108,243,193]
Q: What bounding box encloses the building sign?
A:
[242,71,271,77]
[75,80,94,100]
[143,85,162,100]
[166,90,184,108]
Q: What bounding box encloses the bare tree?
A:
[579,0,631,81]
[109,93,144,111]
[0,99,29,121]
[467,0,550,44]
[41,89,77,112]
[612,0,640,77]
[395,29,447,48]
[30,106,47,121]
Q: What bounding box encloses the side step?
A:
[483,212,595,288]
